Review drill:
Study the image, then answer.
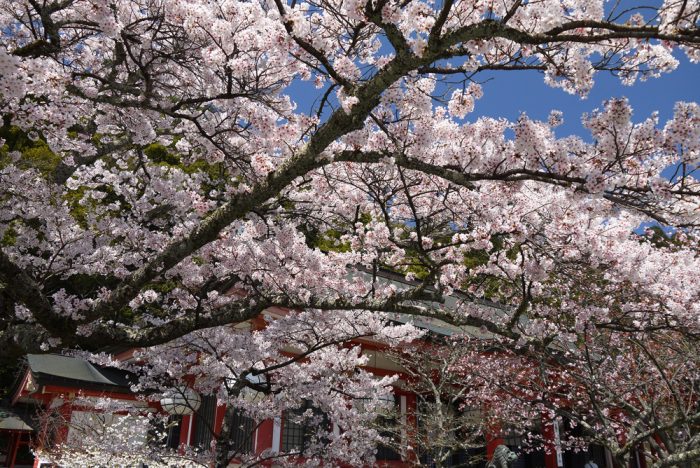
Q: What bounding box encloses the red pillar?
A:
[179,414,193,449]
[8,432,20,468]
[255,419,274,455]
[485,426,504,461]
[214,403,225,437]
[54,398,73,446]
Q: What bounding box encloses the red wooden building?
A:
[2,340,615,467]
[2,276,617,468]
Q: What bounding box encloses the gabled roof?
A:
[0,405,34,431]
[26,354,136,393]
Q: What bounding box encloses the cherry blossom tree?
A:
[452,322,700,468]
[384,339,489,467]
[1,0,699,465]
[125,309,421,466]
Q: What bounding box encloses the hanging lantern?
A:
[159,387,201,416]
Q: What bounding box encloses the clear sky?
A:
[288,53,699,140]
[470,55,700,138]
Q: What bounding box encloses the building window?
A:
[376,394,401,461]
[281,401,328,454]
[190,401,255,455]
[165,415,182,449]
[229,407,255,455]
[192,395,217,450]
[149,414,182,450]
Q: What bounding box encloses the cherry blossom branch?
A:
[272,0,353,89]
[2,0,698,362]
[333,150,693,226]
[0,248,73,336]
[440,19,700,51]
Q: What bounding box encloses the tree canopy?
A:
[1,0,699,465]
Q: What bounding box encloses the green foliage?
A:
[311,228,351,253]
[146,280,179,294]
[463,248,489,269]
[143,142,230,201]
[401,261,431,280]
[0,124,60,176]
[1,223,17,246]
[144,142,180,166]
[300,211,374,253]
[64,186,89,227]
[460,234,511,300]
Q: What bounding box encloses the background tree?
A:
[385,338,489,467]
[33,396,208,468]
[452,324,700,468]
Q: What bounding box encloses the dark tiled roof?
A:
[355,268,507,338]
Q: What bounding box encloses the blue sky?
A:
[288,53,699,140]
[471,55,700,138]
